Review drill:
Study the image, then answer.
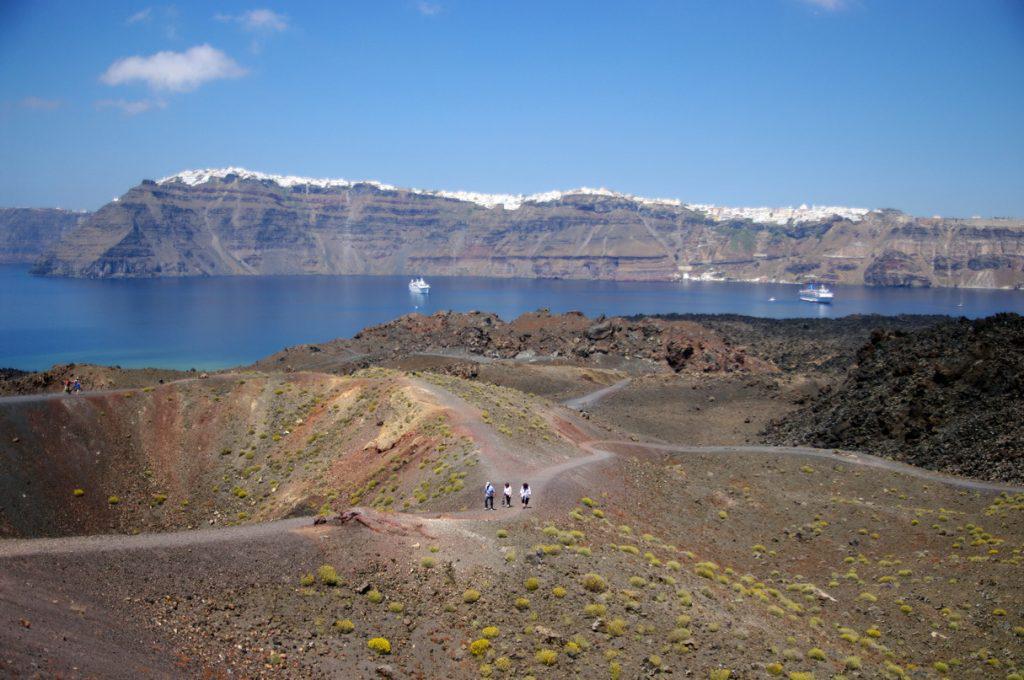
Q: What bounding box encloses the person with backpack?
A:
[520,482,531,508]
[502,482,513,508]
[484,481,495,510]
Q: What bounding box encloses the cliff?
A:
[32,169,1024,288]
[0,208,88,264]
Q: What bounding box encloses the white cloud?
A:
[216,8,289,32]
[19,96,62,110]
[416,2,442,16]
[126,8,152,25]
[96,98,167,115]
[100,45,246,92]
[798,0,846,10]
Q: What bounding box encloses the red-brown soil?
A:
[2,313,1023,679]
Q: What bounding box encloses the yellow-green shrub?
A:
[535,649,557,666]
[367,637,391,655]
[605,618,626,636]
[317,564,340,586]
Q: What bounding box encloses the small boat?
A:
[408,277,431,293]
[799,283,834,304]
[768,297,776,302]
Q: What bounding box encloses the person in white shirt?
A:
[520,482,531,508]
[502,482,513,508]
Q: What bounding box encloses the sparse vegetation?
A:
[367,637,391,655]
[582,573,608,592]
[317,564,340,586]
[535,649,557,666]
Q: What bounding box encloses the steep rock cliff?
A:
[0,208,88,263]
[32,171,1024,288]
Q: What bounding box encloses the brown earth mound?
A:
[3,359,1023,678]
[0,363,190,396]
[764,313,1024,483]
[259,310,775,375]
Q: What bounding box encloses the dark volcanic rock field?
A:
[765,313,1024,483]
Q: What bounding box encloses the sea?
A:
[1,264,1022,371]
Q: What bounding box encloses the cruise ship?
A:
[408,277,431,293]
[799,283,834,303]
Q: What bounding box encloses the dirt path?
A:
[582,440,1024,494]
[0,373,239,406]
[562,378,630,410]
[4,379,1018,559]
[0,516,316,558]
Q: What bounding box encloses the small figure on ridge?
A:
[484,481,495,510]
[520,482,531,508]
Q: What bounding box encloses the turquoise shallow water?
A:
[1,265,1021,371]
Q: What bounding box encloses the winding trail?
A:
[562,378,630,411]
[0,373,244,406]
[560,376,1023,494]
[0,517,314,559]
[580,441,1024,494]
[2,376,1019,559]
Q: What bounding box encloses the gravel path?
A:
[562,378,631,410]
[0,517,314,558]
[583,440,1024,494]
[3,379,1017,559]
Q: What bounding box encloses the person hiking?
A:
[520,482,531,508]
[502,482,513,508]
[63,379,72,394]
[72,377,82,394]
[484,481,495,510]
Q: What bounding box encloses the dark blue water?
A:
[1,265,1021,371]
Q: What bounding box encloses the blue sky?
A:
[1,1,1022,217]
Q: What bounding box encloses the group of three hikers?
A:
[483,481,531,510]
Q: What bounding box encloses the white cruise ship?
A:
[799,283,834,303]
[408,277,431,293]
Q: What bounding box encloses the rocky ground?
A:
[255,309,772,376]
[2,311,1023,678]
[765,313,1024,484]
[0,363,191,396]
